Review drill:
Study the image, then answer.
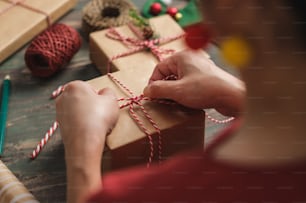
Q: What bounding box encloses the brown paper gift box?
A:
[0,0,77,64]
[88,66,205,169]
[90,15,190,74]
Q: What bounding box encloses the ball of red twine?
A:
[25,24,82,77]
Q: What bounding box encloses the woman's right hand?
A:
[143,50,245,117]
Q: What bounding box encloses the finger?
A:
[143,80,182,101]
[63,81,98,96]
[97,88,117,100]
[149,56,178,83]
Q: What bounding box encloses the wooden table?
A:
[0,0,232,202]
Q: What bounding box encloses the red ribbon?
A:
[0,0,51,25]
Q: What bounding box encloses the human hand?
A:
[56,81,119,203]
[56,81,119,157]
[143,50,245,116]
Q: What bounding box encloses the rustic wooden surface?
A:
[0,0,232,202]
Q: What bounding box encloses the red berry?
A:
[185,23,212,50]
[150,3,162,15]
[166,7,178,17]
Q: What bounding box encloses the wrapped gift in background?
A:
[88,65,205,169]
[90,15,193,74]
[0,0,77,64]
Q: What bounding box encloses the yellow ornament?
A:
[175,12,183,21]
[220,36,252,69]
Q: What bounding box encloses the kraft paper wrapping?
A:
[90,15,202,74]
[88,66,205,168]
[0,161,38,203]
[0,0,77,63]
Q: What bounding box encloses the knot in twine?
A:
[25,24,81,78]
[82,0,135,38]
[118,94,149,109]
[107,73,163,167]
[106,27,185,72]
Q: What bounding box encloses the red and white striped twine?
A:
[106,27,185,72]
[109,73,161,167]
[30,85,65,159]
[50,85,65,99]
[30,121,59,159]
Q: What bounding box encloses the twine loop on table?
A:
[0,0,51,25]
[106,27,185,72]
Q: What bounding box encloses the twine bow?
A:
[106,27,185,72]
[0,0,51,25]
[108,73,162,168]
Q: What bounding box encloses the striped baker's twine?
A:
[108,73,162,167]
[50,85,65,99]
[30,85,65,159]
[30,121,59,159]
[106,27,185,73]
[30,83,235,160]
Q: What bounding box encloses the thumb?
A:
[143,80,182,100]
[97,88,117,99]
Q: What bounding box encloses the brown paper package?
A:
[0,0,77,63]
[90,15,190,74]
[88,66,205,169]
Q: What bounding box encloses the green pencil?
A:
[0,75,11,155]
